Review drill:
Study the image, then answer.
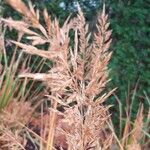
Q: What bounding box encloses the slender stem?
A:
[46,98,57,150]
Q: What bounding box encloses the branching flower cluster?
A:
[1,0,115,149]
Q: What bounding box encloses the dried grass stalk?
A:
[3,1,114,149]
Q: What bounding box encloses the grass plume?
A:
[1,0,149,150]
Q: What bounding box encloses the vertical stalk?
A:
[46,99,58,150]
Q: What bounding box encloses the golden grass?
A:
[0,0,149,149]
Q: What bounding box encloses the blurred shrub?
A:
[108,0,150,100]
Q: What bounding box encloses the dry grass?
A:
[0,0,149,150]
[111,87,150,150]
[0,13,46,149]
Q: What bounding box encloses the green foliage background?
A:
[1,0,150,124]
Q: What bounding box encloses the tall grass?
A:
[0,19,46,149]
[0,0,149,149]
[2,0,114,149]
